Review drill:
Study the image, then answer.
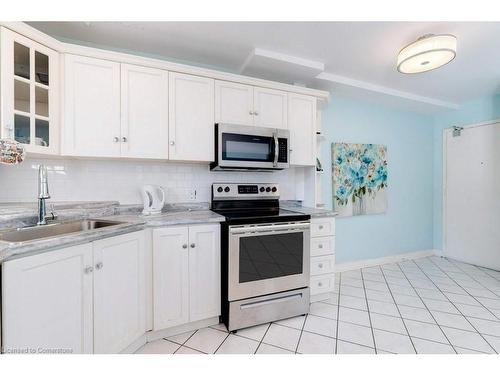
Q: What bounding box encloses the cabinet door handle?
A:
[318,263,323,268]
[121,137,127,143]
[319,225,324,230]
[254,111,259,116]
[170,141,175,146]
[182,244,188,249]
[190,243,196,248]
[84,266,94,274]
[318,282,323,287]
[95,262,103,270]
[249,110,254,115]
[113,137,119,143]
[318,244,323,249]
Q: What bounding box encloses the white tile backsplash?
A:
[0,157,298,204]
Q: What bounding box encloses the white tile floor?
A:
[135,256,500,354]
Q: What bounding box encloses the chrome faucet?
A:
[37,165,56,225]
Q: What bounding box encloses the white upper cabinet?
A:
[288,93,317,166]
[215,81,287,129]
[152,226,190,330]
[188,224,221,322]
[215,81,253,126]
[63,54,121,157]
[253,87,288,129]
[120,64,169,159]
[0,28,59,155]
[168,72,215,162]
[93,231,146,354]
[2,243,94,354]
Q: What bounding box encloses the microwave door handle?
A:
[273,132,279,167]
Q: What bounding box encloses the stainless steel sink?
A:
[0,219,126,243]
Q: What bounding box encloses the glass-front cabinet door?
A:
[0,27,59,154]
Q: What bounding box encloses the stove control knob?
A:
[224,186,230,193]
[259,187,265,192]
[266,187,271,192]
[271,187,277,193]
[217,187,223,193]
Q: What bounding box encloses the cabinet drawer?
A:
[310,274,336,296]
[310,255,335,276]
[311,236,335,257]
[310,218,335,237]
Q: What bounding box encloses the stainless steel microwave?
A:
[210,123,290,171]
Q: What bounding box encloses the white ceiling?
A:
[28,21,500,112]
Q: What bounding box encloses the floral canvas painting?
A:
[332,143,388,217]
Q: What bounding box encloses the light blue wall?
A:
[432,94,500,249]
[321,96,435,263]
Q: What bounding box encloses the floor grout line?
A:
[294,314,309,354]
[395,261,458,353]
[379,265,417,354]
[413,258,498,354]
[171,329,199,354]
[360,267,377,354]
[334,273,342,354]
[253,322,272,354]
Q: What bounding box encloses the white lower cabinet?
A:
[152,224,220,331]
[1,243,94,354]
[1,230,146,354]
[93,231,147,354]
[152,226,190,329]
[309,217,336,300]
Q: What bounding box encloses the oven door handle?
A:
[273,131,279,167]
[239,292,303,310]
[230,222,310,235]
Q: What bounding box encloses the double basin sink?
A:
[0,219,126,244]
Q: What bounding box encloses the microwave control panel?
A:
[278,138,288,163]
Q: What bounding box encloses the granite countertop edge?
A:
[0,200,334,263]
[0,207,225,263]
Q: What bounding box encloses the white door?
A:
[288,93,316,166]
[444,122,500,269]
[152,226,190,330]
[63,54,121,157]
[253,87,288,129]
[120,63,169,159]
[188,224,221,322]
[168,72,215,161]
[93,231,146,353]
[214,80,253,126]
[0,28,60,155]
[2,243,93,354]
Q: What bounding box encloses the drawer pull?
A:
[318,263,323,268]
[319,225,324,230]
[318,244,323,249]
[318,282,323,287]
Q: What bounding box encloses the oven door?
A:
[228,221,310,301]
[216,123,288,170]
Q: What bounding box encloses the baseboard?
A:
[145,316,219,342]
[335,249,439,272]
[434,249,445,258]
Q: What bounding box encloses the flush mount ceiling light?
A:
[397,34,457,74]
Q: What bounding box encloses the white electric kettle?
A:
[141,185,166,215]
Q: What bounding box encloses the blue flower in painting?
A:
[361,154,372,165]
[332,142,388,207]
[336,186,348,201]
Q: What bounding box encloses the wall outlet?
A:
[187,188,197,201]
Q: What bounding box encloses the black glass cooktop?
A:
[212,207,310,225]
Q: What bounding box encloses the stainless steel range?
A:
[211,183,311,332]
